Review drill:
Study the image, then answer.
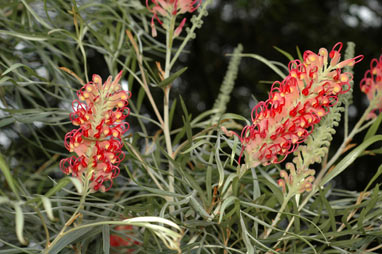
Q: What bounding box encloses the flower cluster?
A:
[146,0,201,37]
[241,43,363,167]
[60,72,131,192]
[360,55,382,119]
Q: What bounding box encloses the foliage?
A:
[1,1,382,253]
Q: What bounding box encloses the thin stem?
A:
[163,17,176,198]
[44,178,90,254]
[126,30,164,127]
[137,53,164,127]
[271,189,315,250]
[344,103,349,139]
[32,206,50,249]
[125,141,166,191]
[356,117,376,134]
[262,193,292,239]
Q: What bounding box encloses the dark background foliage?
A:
[175,0,382,191]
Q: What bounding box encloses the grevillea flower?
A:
[110,224,140,253]
[241,43,363,167]
[360,55,382,119]
[146,0,201,37]
[60,71,131,192]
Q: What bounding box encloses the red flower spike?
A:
[240,43,363,167]
[110,224,141,253]
[146,0,202,37]
[360,55,382,119]
[60,71,131,192]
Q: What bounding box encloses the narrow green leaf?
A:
[319,190,336,232]
[47,227,94,254]
[296,46,303,61]
[157,67,187,88]
[221,173,236,197]
[218,196,237,223]
[169,99,177,130]
[181,170,207,205]
[215,138,225,188]
[189,196,211,219]
[44,177,72,198]
[179,95,189,117]
[258,168,283,204]
[239,53,286,79]
[251,168,261,200]
[14,202,27,245]
[206,152,214,204]
[1,63,32,76]
[0,153,19,199]
[364,164,382,192]
[321,135,382,186]
[102,225,110,254]
[182,115,193,145]
[127,57,137,91]
[21,0,52,29]
[240,214,255,254]
[0,245,34,254]
[364,113,382,142]
[69,177,83,194]
[136,86,145,112]
[357,185,379,231]
[191,109,218,125]
[273,46,294,61]
[230,136,239,165]
[181,139,211,154]
[221,113,250,124]
[0,30,47,41]
[0,196,9,204]
[41,196,55,221]
[0,76,11,84]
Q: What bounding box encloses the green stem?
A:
[262,192,292,239]
[270,189,314,250]
[164,17,176,198]
[44,178,90,254]
[344,103,349,138]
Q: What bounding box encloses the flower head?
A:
[360,55,382,119]
[241,43,363,167]
[146,0,201,37]
[60,71,131,192]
